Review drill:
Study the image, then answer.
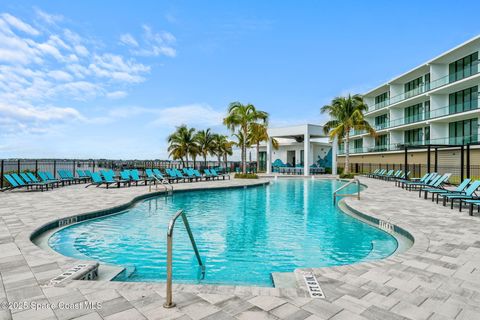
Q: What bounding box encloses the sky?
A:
[1,0,480,160]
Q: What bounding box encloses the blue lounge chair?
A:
[165,169,181,182]
[86,172,119,188]
[463,199,480,216]
[84,170,93,177]
[57,170,74,184]
[3,174,48,191]
[210,168,230,180]
[417,173,451,197]
[130,169,149,185]
[411,174,443,191]
[422,178,471,202]
[173,168,192,182]
[182,168,199,181]
[402,173,437,190]
[440,180,480,210]
[153,169,173,183]
[20,172,56,190]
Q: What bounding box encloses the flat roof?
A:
[268,124,327,139]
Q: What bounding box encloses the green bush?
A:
[339,173,355,179]
[337,167,344,175]
[234,173,259,179]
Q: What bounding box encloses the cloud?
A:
[119,33,138,47]
[121,25,176,57]
[151,104,223,127]
[0,101,82,121]
[106,90,128,99]
[0,9,157,138]
[35,8,63,25]
[1,13,40,35]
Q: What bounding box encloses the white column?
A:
[266,137,272,174]
[304,129,310,176]
[332,136,338,175]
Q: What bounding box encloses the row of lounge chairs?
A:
[366,169,480,216]
[2,168,229,192]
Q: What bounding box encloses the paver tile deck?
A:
[0,177,479,319]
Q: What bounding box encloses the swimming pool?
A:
[48,179,398,286]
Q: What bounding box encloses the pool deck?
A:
[0,177,480,319]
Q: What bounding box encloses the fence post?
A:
[17,159,21,174]
[35,160,38,174]
[92,160,96,173]
[73,160,76,177]
[466,144,471,179]
[0,160,3,189]
[53,160,57,178]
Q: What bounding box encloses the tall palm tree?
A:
[223,102,268,174]
[321,94,375,174]
[212,134,234,170]
[167,125,197,166]
[195,128,216,167]
[248,123,279,172]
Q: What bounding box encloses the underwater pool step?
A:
[271,272,297,288]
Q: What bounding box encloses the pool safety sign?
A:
[303,273,325,299]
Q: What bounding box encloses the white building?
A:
[341,36,480,165]
[259,124,336,176]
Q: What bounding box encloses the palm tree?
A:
[248,123,278,172]
[167,125,197,166]
[321,94,375,174]
[223,102,268,174]
[195,129,216,167]
[212,134,234,170]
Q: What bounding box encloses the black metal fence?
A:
[0,159,255,189]
[338,162,480,184]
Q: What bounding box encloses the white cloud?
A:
[120,33,138,47]
[106,90,128,99]
[0,101,81,121]
[35,8,63,25]
[1,13,40,35]
[122,25,176,58]
[151,104,223,127]
[0,9,159,138]
[48,70,73,81]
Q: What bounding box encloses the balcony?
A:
[373,100,480,130]
[338,135,479,156]
[367,62,480,112]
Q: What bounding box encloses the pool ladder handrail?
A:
[164,209,204,308]
[333,178,361,204]
[148,176,173,194]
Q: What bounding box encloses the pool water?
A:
[49,179,398,286]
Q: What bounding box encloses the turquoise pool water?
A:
[48,179,397,286]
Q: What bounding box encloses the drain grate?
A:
[303,272,325,299]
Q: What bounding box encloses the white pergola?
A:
[266,124,337,176]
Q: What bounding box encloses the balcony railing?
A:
[338,135,479,155]
[370,100,480,131]
[367,62,480,112]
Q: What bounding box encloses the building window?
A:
[404,128,423,145]
[375,91,389,106]
[375,114,388,129]
[424,126,430,143]
[424,100,431,119]
[448,86,478,114]
[375,134,389,149]
[404,76,423,97]
[449,52,479,82]
[353,139,363,152]
[449,118,478,144]
[404,103,423,124]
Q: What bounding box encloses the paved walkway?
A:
[0,177,479,320]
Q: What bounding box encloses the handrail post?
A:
[164,210,203,309]
[164,234,174,308]
[357,179,360,200]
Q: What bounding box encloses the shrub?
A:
[234,173,258,179]
[339,173,355,179]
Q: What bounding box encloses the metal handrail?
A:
[164,210,204,308]
[333,178,361,204]
[148,176,173,193]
